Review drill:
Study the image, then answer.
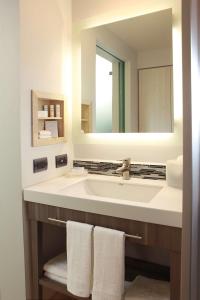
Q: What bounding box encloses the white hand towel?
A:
[92,226,125,300]
[124,276,170,300]
[67,221,93,298]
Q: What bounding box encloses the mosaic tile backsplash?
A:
[73,160,166,180]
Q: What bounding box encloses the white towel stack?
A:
[124,276,170,300]
[92,226,125,300]
[43,253,67,285]
[166,155,183,189]
[67,221,93,298]
[39,130,52,139]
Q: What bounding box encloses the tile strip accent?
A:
[73,160,166,180]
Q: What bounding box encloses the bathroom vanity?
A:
[24,174,182,300]
[23,2,183,299]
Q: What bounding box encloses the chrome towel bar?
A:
[48,217,143,240]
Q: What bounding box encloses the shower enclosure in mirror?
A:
[81,9,173,133]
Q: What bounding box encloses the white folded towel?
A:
[39,130,52,136]
[166,156,183,189]
[44,271,67,285]
[67,221,93,298]
[43,253,67,279]
[124,276,170,299]
[92,226,125,300]
[39,135,52,139]
[39,130,52,139]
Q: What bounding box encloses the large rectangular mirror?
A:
[81,9,173,133]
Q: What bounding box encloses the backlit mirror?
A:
[81,9,173,133]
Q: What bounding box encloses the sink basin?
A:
[61,178,162,203]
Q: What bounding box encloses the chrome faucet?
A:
[116,158,131,180]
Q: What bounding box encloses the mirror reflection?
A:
[81,9,173,133]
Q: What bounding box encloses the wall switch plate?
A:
[33,157,48,173]
[55,154,68,168]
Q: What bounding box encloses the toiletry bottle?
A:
[50,104,55,118]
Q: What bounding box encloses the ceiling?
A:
[104,9,172,52]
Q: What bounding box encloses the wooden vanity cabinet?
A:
[25,202,181,300]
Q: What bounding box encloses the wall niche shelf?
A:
[32,90,67,147]
[81,104,91,133]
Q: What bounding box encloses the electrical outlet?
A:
[55,154,68,168]
[33,157,48,173]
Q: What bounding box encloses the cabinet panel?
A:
[25,202,181,251]
[85,212,147,245]
[139,66,173,132]
[147,223,182,252]
[25,202,181,300]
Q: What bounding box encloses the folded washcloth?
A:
[67,221,93,298]
[39,130,52,136]
[92,226,125,300]
[44,271,67,285]
[43,253,67,278]
[39,130,52,139]
[124,276,170,299]
[39,136,52,139]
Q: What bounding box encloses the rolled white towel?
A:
[166,156,183,189]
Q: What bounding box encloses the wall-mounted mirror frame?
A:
[72,0,182,146]
[81,10,173,134]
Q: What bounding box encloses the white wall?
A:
[0,1,73,299]
[137,48,172,68]
[72,0,175,24]
[72,0,182,163]
[0,1,26,300]
[20,0,73,187]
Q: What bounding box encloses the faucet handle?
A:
[120,158,131,167]
[122,158,131,164]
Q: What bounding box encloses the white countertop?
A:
[24,174,182,228]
